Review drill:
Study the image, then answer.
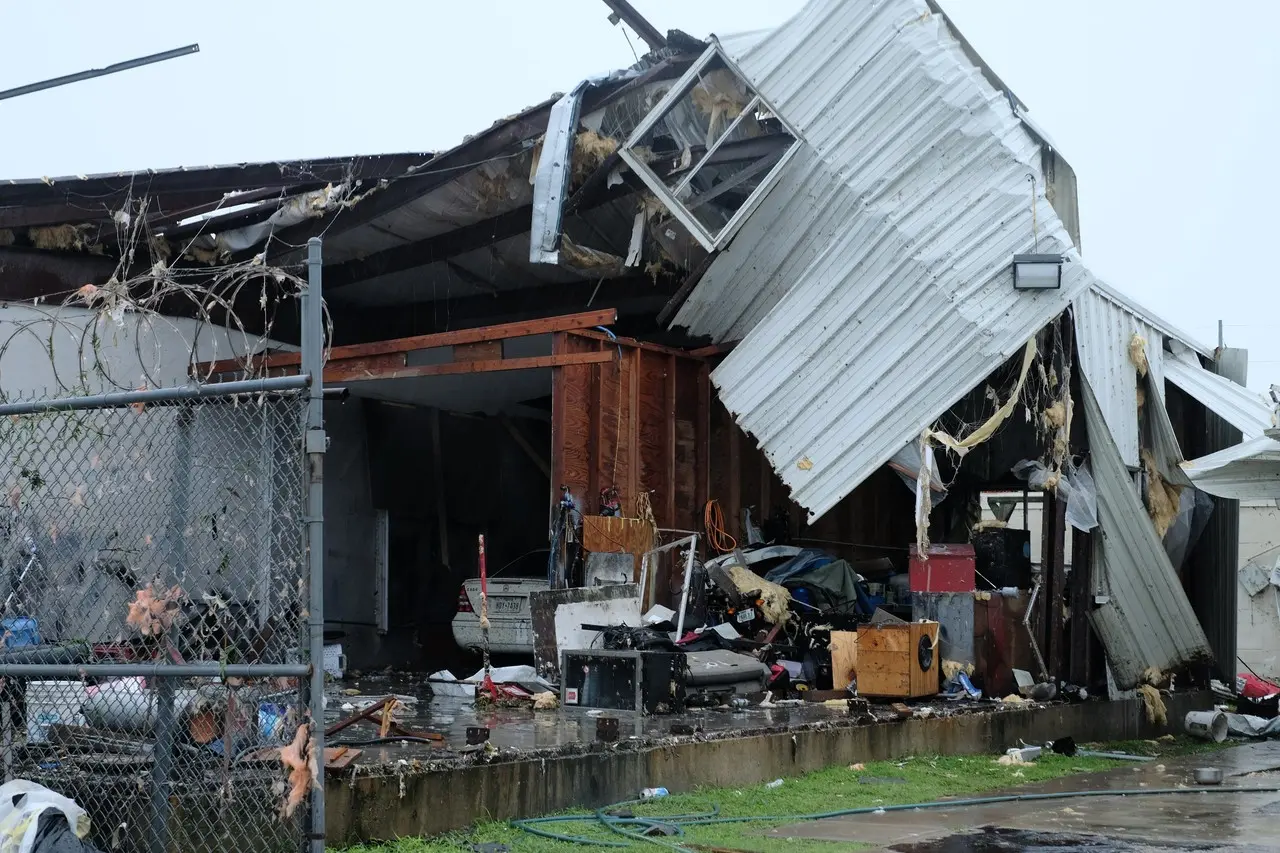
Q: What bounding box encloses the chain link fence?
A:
[0,378,316,853]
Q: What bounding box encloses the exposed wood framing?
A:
[1042,490,1068,679]
[324,351,611,383]
[195,309,617,378]
[1069,527,1095,687]
[551,330,708,531]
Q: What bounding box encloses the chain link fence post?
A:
[303,237,327,853]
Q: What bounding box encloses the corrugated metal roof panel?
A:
[674,0,1089,520]
[1087,279,1213,358]
[1164,352,1277,439]
[1081,374,1213,689]
[1183,434,1280,500]
[1072,285,1167,469]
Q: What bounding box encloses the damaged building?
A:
[1,0,1277,715]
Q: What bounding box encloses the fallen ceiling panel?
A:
[1182,432,1280,500]
[1165,352,1277,439]
[1081,374,1213,689]
[675,0,1090,520]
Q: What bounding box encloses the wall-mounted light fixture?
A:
[1012,253,1063,290]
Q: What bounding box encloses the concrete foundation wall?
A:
[325,691,1213,844]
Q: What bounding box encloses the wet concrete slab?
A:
[767,743,1280,850]
[326,672,906,766]
[324,689,1217,842]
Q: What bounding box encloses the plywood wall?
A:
[551,331,708,532]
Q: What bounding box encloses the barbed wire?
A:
[0,185,334,395]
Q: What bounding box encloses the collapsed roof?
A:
[0,0,1272,686]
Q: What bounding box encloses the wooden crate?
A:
[855,621,940,698]
[829,630,859,691]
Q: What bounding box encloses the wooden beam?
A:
[687,342,736,358]
[665,354,677,527]
[566,328,704,359]
[324,350,612,383]
[695,362,710,519]
[196,309,617,376]
[327,276,675,342]
[1043,490,1067,680]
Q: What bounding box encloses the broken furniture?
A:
[560,649,686,714]
[325,696,443,745]
[856,617,940,698]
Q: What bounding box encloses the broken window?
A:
[618,43,800,252]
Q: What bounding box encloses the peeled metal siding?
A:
[676,0,1089,520]
[1165,353,1277,439]
[1184,434,1280,500]
[1072,284,1168,468]
[1081,375,1213,689]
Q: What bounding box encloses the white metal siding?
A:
[1165,352,1277,439]
[676,0,1089,520]
[1237,503,1280,679]
[1184,435,1280,500]
[1072,285,1168,469]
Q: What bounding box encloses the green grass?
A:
[345,736,1232,853]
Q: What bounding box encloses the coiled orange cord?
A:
[703,499,738,554]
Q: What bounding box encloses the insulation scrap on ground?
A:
[1136,684,1168,726]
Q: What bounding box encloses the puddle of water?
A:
[892,827,1272,853]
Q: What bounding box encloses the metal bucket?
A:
[1184,709,1228,742]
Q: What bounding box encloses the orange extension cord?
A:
[703,499,737,554]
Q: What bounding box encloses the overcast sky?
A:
[2,1,1275,391]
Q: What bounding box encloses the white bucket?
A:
[26,681,87,743]
[1184,709,1228,742]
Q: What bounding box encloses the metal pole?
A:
[674,536,698,639]
[149,406,192,853]
[0,44,199,102]
[148,676,175,853]
[0,664,310,678]
[303,238,327,853]
[0,375,309,417]
[600,0,666,50]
